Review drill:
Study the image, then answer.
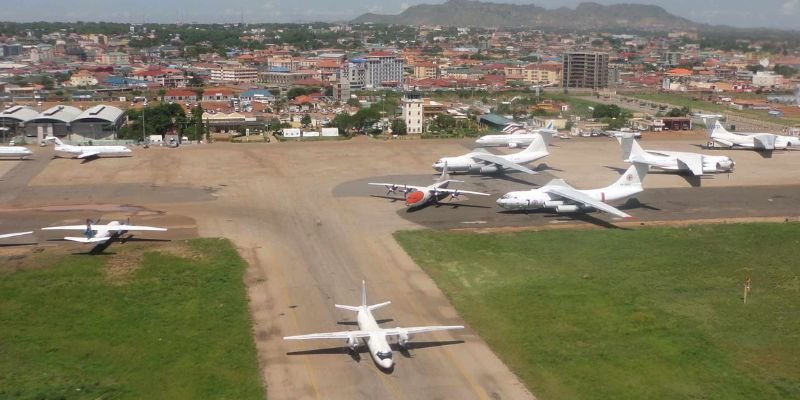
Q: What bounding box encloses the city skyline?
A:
[2,0,799,30]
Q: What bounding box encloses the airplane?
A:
[44,136,132,160]
[0,146,33,159]
[496,163,649,219]
[0,231,33,239]
[284,281,464,370]
[432,131,550,175]
[42,219,167,244]
[617,134,734,176]
[369,163,490,209]
[707,121,799,151]
[475,122,557,148]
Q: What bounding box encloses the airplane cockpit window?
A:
[376,351,393,360]
[500,194,510,199]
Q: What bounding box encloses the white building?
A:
[752,71,782,88]
[402,95,424,135]
[363,51,404,89]
[211,65,259,83]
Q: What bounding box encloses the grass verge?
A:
[0,239,264,400]
[396,223,800,400]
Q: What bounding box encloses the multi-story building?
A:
[363,51,404,89]
[562,52,609,90]
[210,65,259,83]
[402,93,424,135]
[341,60,366,90]
[331,80,351,104]
[99,52,130,66]
[260,68,316,87]
[1,43,22,58]
[522,63,562,85]
[414,62,438,79]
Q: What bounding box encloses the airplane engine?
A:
[543,200,564,208]
[346,333,359,351]
[555,205,581,213]
[479,165,499,173]
[397,329,411,347]
[716,159,734,171]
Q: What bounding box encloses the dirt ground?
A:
[1,135,799,400]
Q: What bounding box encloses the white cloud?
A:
[783,0,800,14]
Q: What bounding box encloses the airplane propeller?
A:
[449,190,461,201]
[385,184,412,198]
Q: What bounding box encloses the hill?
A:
[353,0,701,31]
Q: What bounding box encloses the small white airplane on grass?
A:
[496,163,649,219]
[433,131,550,175]
[45,136,132,160]
[618,134,734,176]
[284,281,464,370]
[708,121,799,151]
[42,219,167,244]
[369,163,490,209]
[0,146,33,159]
[0,231,33,239]
[475,122,557,148]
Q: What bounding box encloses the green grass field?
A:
[623,92,800,125]
[396,223,800,400]
[0,239,264,400]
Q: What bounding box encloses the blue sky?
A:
[5,0,800,30]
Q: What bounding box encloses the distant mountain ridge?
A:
[353,0,702,31]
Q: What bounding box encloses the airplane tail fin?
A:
[522,133,549,155]
[544,121,554,130]
[334,280,391,312]
[45,136,64,146]
[618,134,645,161]
[607,162,649,190]
[709,120,726,137]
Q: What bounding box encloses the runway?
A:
[1,135,798,399]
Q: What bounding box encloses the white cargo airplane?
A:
[618,135,734,176]
[708,121,799,151]
[42,219,167,244]
[432,132,549,175]
[284,281,464,370]
[0,231,33,239]
[0,146,33,159]
[369,163,490,208]
[496,163,649,219]
[475,122,557,148]
[45,136,132,159]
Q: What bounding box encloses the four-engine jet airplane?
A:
[369,163,490,208]
[433,132,549,175]
[475,122,557,148]
[618,134,734,176]
[496,163,649,219]
[42,219,167,244]
[284,281,464,370]
[45,136,132,160]
[0,231,33,239]
[708,121,799,151]
[0,146,33,159]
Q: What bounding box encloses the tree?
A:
[390,119,407,135]
[346,98,360,107]
[157,88,167,104]
[773,64,797,78]
[300,114,312,127]
[592,104,622,119]
[666,106,691,117]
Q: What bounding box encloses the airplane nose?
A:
[379,359,393,369]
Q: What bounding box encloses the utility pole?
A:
[141,107,147,147]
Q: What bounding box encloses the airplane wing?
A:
[77,151,101,159]
[675,153,704,176]
[64,236,110,243]
[432,188,491,196]
[368,183,425,192]
[114,225,168,232]
[0,231,33,239]
[544,185,633,219]
[42,225,91,231]
[382,326,465,336]
[752,134,776,150]
[284,330,373,340]
[470,153,537,174]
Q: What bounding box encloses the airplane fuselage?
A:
[55,144,132,158]
[0,146,33,159]
[356,307,394,369]
[640,151,734,173]
[475,133,540,147]
[432,150,548,174]
[405,182,450,208]
[497,184,641,213]
[710,131,797,150]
